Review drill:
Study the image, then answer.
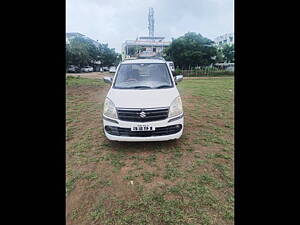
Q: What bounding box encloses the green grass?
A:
[144,154,157,165]
[90,200,105,221]
[141,171,157,183]
[106,152,126,170]
[177,78,233,112]
[66,75,104,86]
[83,172,98,181]
[71,207,81,220]
[66,77,234,224]
[66,171,83,195]
[163,161,184,181]
[206,152,232,160]
[96,186,217,224]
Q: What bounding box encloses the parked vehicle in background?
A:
[166,61,175,72]
[214,62,234,71]
[67,65,80,73]
[109,66,116,73]
[102,58,184,142]
[81,66,93,72]
[225,65,234,72]
[103,67,109,72]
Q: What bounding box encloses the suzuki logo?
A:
[139,111,146,118]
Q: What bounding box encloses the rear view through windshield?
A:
[113,63,173,89]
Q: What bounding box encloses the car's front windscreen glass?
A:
[113,63,173,89]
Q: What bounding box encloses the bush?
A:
[175,68,182,75]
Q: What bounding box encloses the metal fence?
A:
[177,67,234,77]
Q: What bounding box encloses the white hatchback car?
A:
[102,58,184,142]
[81,66,93,72]
[109,66,116,73]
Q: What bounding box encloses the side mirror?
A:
[103,76,113,84]
[175,75,183,83]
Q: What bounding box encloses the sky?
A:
[66,0,234,53]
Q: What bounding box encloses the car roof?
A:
[121,58,166,64]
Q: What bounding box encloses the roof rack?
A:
[136,56,165,61]
[122,57,138,61]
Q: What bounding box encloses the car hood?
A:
[107,87,180,108]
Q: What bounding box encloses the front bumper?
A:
[102,114,184,142]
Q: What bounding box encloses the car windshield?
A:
[113,63,173,89]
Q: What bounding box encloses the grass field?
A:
[66,76,234,225]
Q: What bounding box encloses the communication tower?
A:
[148,8,154,37]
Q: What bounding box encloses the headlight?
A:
[103,98,117,119]
[168,96,183,118]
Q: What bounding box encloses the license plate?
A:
[131,124,155,131]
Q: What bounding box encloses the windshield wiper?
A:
[115,86,151,89]
[116,85,171,89]
[154,85,172,89]
[130,86,153,89]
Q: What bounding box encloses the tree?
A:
[222,44,234,63]
[215,48,225,63]
[66,37,119,68]
[164,32,217,69]
[98,44,118,66]
[66,37,96,67]
[114,54,122,65]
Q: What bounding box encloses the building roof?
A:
[123,40,170,47]
[138,36,165,40]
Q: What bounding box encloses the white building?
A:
[214,33,234,46]
[121,36,171,60]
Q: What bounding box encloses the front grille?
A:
[105,125,182,137]
[117,108,169,122]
